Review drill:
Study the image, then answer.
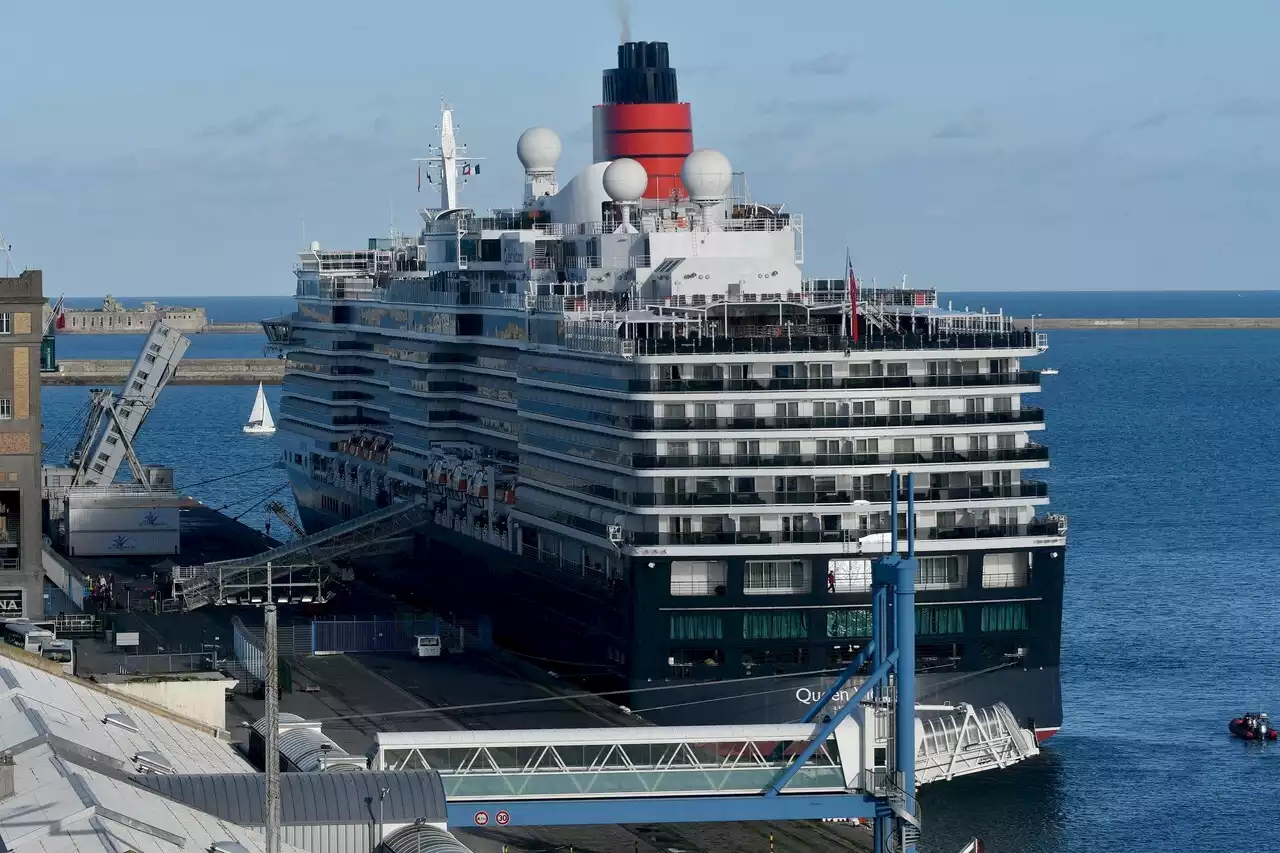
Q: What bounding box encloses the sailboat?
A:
[243,383,277,435]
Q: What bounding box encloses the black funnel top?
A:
[603,41,679,105]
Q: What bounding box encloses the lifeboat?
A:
[449,465,468,492]
[1230,713,1277,741]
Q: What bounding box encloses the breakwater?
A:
[43,358,284,386]
[1030,317,1280,330]
[55,321,264,335]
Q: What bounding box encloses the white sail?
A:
[244,383,276,434]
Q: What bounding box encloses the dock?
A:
[1029,317,1280,330]
[43,357,284,385]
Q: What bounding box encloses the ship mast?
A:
[414,98,484,211]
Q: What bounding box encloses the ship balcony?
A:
[628,518,1066,548]
[632,329,1041,358]
[626,407,1045,433]
[628,370,1041,395]
[630,444,1049,470]
[630,481,1049,509]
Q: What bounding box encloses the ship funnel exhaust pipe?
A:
[593,40,693,199]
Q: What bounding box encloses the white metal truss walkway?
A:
[367,702,1038,828]
[169,499,431,610]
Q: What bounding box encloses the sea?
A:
[41,291,1280,852]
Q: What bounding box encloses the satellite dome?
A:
[602,158,648,203]
[681,148,733,203]
[516,127,562,173]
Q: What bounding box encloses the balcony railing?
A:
[632,330,1038,357]
[631,482,1049,508]
[628,371,1040,394]
[630,445,1049,469]
[629,519,1066,547]
[627,407,1044,432]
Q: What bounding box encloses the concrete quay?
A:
[1029,316,1280,330]
[43,357,284,385]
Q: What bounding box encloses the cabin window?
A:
[742,610,808,640]
[981,603,1029,632]
[669,613,723,641]
[743,560,809,595]
[917,556,966,590]
[916,605,965,635]
[826,609,872,638]
[669,561,727,596]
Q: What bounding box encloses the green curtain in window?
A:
[670,613,724,641]
[743,611,809,640]
[916,605,965,635]
[826,609,872,638]
[981,603,1028,632]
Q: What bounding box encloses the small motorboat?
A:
[1040,368,1059,376]
[1229,712,1277,741]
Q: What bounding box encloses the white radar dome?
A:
[516,127,562,173]
[602,158,649,202]
[681,148,733,203]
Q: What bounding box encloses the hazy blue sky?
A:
[1,1,1276,296]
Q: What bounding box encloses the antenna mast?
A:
[0,233,17,276]
[413,98,485,211]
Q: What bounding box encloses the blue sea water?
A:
[920,329,1280,853]
[40,384,293,537]
[41,294,1280,851]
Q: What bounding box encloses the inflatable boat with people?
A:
[1229,712,1277,741]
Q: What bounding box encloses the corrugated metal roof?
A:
[130,770,448,825]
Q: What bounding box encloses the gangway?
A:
[68,321,189,488]
[369,700,1037,828]
[169,499,431,610]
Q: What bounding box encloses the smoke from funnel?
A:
[613,0,631,43]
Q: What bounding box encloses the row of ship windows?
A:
[669,603,1029,642]
[671,555,1029,596]
[654,358,1017,381]
[658,398,1019,418]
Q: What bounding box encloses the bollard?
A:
[769,833,775,853]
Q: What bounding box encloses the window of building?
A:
[889,400,912,415]
[744,560,810,595]
[982,552,1030,588]
[918,556,966,590]
[0,399,11,420]
[829,558,871,592]
[930,399,951,414]
[916,605,965,635]
[886,362,908,377]
[670,560,728,596]
[827,609,872,638]
[0,313,11,335]
[668,648,724,676]
[743,610,808,639]
[849,362,872,377]
[981,602,1029,632]
[742,647,809,670]
[778,440,801,456]
[670,613,723,641]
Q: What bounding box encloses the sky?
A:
[0,0,1277,296]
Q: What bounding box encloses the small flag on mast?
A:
[417,165,421,193]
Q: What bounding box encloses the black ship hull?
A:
[292,472,1063,741]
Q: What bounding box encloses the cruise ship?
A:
[267,41,1068,741]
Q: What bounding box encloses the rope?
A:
[182,462,279,490]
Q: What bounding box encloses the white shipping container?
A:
[67,529,180,557]
[66,505,180,532]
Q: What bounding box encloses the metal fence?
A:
[232,616,266,682]
[117,652,211,675]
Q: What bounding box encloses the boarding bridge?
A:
[69,321,190,488]
[168,499,431,610]
[368,702,1038,828]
